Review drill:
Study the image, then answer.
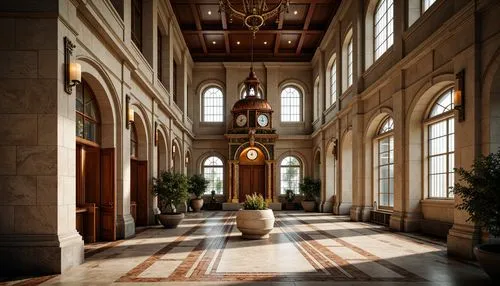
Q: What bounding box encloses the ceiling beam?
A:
[274,10,285,55]
[184,30,323,35]
[190,2,207,55]
[220,7,230,54]
[296,1,316,55]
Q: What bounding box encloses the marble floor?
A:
[4,211,493,285]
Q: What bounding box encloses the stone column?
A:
[265,160,273,203]
[0,3,84,274]
[227,160,233,202]
[232,162,239,203]
[142,0,157,68]
[350,102,367,221]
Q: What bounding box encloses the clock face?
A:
[236,114,247,127]
[257,114,269,127]
[246,149,258,160]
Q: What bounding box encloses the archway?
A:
[75,78,116,242]
[130,106,150,227]
[238,147,266,203]
[313,150,321,180]
[337,130,353,215]
[157,129,168,175]
[324,140,337,213]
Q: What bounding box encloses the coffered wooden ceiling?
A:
[170,0,340,62]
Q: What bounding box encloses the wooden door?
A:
[130,159,138,222]
[239,165,265,202]
[136,160,148,226]
[100,148,116,241]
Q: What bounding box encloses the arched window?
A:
[374,0,394,60]
[203,156,224,194]
[281,86,302,122]
[376,117,394,208]
[313,77,320,120]
[130,123,138,159]
[427,89,455,198]
[202,87,224,122]
[423,0,436,12]
[330,58,337,105]
[280,156,301,194]
[76,81,100,143]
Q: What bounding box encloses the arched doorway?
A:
[238,147,266,202]
[324,140,337,213]
[130,111,149,226]
[75,80,115,242]
[314,150,321,180]
[337,131,353,215]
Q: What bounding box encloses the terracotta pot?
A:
[158,213,184,229]
[236,209,275,239]
[474,244,500,281]
[301,200,316,212]
[191,198,204,212]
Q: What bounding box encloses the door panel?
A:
[130,158,138,223]
[239,165,265,203]
[136,160,148,226]
[100,148,116,241]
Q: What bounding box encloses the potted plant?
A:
[299,177,321,212]
[453,150,500,281]
[285,189,296,210]
[152,171,189,228]
[236,193,275,239]
[188,174,209,212]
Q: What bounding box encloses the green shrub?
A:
[453,150,500,237]
[285,189,295,202]
[243,193,267,210]
[152,171,189,214]
[299,177,321,201]
[188,174,209,199]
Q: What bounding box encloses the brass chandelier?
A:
[218,0,290,36]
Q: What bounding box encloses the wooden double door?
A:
[76,144,116,242]
[130,159,148,226]
[239,165,266,203]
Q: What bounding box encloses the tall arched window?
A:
[76,81,100,143]
[202,87,224,122]
[203,156,224,194]
[374,0,394,60]
[347,36,353,87]
[281,86,302,122]
[330,58,337,105]
[280,156,301,194]
[427,89,455,198]
[376,117,394,208]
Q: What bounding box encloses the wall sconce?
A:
[126,95,134,129]
[172,144,176,154]
[454,70,465,122]
[154,122,158,146]
[64,37,81,94]
[185,156,190,166]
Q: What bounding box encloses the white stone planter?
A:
[236,209,275,239]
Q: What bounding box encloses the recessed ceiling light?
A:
[212,41,216,44]
[264,41,267,45]
[288,40,292,44]
[294,10,298,15]
[237,41,240,45]
[208,10,212,15]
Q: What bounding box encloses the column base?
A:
[0,231,83,275]
[117,213,135,239]
[447,223,481,259]
[334,202,352,215]
[389,211,421,232]
[231,198,239,203]
[350,205,363,221]
[320,201,333,213]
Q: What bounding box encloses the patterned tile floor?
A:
[4,211,493,285]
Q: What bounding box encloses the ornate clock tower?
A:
[224,68,279,208]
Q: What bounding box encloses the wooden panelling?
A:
[100,148,116,241]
